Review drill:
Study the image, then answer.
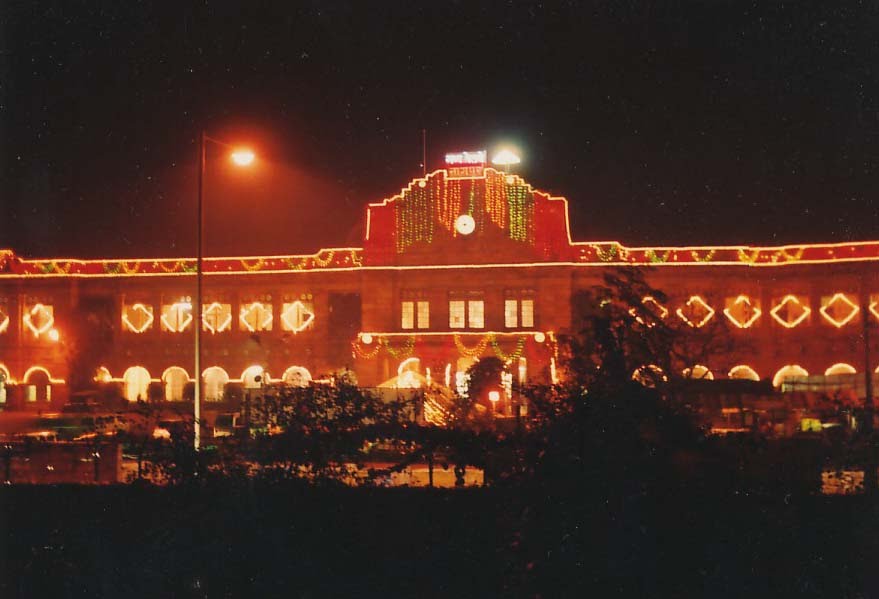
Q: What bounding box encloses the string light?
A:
[280,301,315,333]
[202,302,232,334]
[770,295,811,328]
[0,308,9,334]
[161,302,193,333]
[772,364,808,388]
[631,296,669,327]
[728,365,760,381]
[819,293,859,328]
[23,303,54,338]
[22,365,66,384]
[675,296,715,328]
[122,303,154,333]
[723,295,761,329]
[239,302,273,332]
[825,363,856,376]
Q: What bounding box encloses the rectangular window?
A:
[401,301,415,329]
[468,300,484,328]
[505,299,518,328]
[202,302,232,334]
[280,300,315,333]
[417,301,430,329]
[449,300,466,329]
[521,299,534,328]
[161,302,193,333]
[239,301,273,332]
[504,292,535,329]
[122,303,155,333]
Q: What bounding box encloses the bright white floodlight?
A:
[491,148,521,166]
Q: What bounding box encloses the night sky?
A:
[2,2,877,259]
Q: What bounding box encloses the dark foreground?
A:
[2,483,879,598]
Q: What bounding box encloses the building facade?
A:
[1,166,878,410]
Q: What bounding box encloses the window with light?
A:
[240,301,273,332]
[161,301,193,332]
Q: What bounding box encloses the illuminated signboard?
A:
[445,150,486,178]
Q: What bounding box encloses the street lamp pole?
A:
[195,131,206,451]
[194,133,255,451]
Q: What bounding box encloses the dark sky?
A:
[2,1,877,258]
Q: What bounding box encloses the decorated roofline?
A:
[1,165,879,278]
[3,240,879,279]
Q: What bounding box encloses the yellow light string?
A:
[453,333,490,358]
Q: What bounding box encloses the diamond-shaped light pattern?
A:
[871,296,879,323]
[676,295,715,328]
[770,295,811,328]
[723,295,761,329]
[819,293,859,328]
[630,296,668,327]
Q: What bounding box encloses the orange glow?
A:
[231,148,256,166]
[230,149,255,166]
[47,329,60,342]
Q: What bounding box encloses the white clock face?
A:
[455,214,475,235]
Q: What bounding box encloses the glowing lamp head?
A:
[491,149,521,166]
[488,390,500,403]
[534,331,546,343]
[48,329,60,342]
[230,149,256,167]
[361,333,373,345]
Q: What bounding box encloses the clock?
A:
[455,214,476,235]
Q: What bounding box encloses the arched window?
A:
[682,364,714,380]
[282,366,312,388]
[824,363,856,377]
[772,365,809,388]
[202,367,229,402]
[0,364,10,404]
[23,367,52,402]
[123,366,151,402]
[241,365,267,389]
[162,367,189,401]
[728,365,760,381]
[396,358,421,389]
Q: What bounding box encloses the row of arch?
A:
[115,365,314,402]
[631,362,877,388]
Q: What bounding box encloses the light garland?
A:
[0,307,9,334]
[352,336,382,359]
[490,334,527,363]
[723,295,761,329]
[675,296,715,328]
[819,293,859,328]
[241,258,266,272]
[770,295,811,329]
[384,335,415,359]
[23,303,54,338]
[122,303,154,333]
[453,333,490,358]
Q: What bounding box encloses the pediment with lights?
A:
[363,165,571,265]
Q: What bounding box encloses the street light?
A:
[195,132,255,451]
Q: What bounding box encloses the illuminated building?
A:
[1,161,878,410]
